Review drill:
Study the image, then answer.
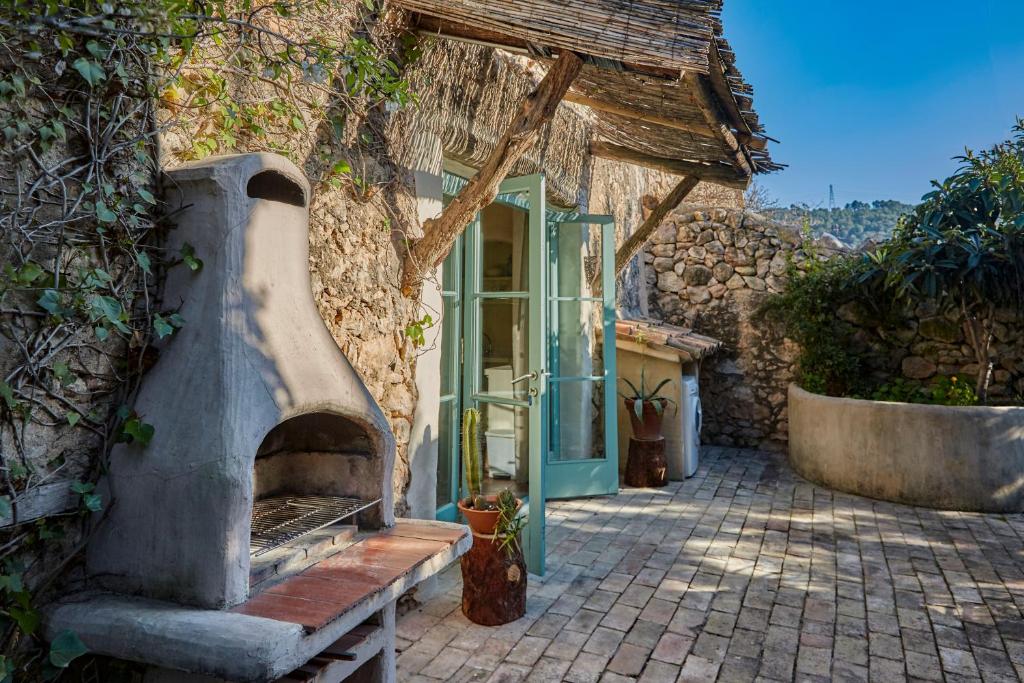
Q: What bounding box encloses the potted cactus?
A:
[457,408,521,534]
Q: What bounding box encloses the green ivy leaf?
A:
[88,295,129,333]
[49,630,88,668]
[17,261,44,285]
[37,289,63,316]
[121,417,155,447]
[10,605,39,635]
[153,314,174,339]
[94,326,110,342]
[52,362,75,387]
[136,251,152,275]
[66,411,80,427]
[181,243,203,271]
[0,381,17,409]
[69,481,94,495]
[81,493,102,512]
[137,188,157,205]
[0,496,10,520]
[95,201,117,223]
[72,58,105,87]
[0,572,23,594]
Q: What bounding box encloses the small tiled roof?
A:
[615,318,723,362]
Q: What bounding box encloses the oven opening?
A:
[250,412,384,591]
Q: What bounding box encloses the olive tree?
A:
[861,121,1024,403]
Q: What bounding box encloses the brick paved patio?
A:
[396,447,1024,682]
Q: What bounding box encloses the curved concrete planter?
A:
[788,384,1024,512]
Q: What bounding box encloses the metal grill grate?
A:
[250,495,379,557]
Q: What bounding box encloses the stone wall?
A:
[646,206,1024,451]
[645,207,812,450]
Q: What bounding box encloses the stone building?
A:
[2,1,780,680]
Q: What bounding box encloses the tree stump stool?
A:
[625,436,668,488]
[461,531,526,626]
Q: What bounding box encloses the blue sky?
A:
[722,1,1024,207]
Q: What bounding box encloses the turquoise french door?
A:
[545,215,620,499]
[458,174,549,575]
[436,173,619,576]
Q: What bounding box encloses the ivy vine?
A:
[0,0,419,678]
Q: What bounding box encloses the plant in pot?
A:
[619,366,677,441]
[457,408,522,534]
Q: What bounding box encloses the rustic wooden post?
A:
[461,530,527,625]
[604,175,701,284]
[402,50,584,292]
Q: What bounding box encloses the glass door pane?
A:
[546,216,619,499]
[463,174,548,575]
[435,235,463,522]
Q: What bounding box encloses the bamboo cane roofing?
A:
[398,0,780,187]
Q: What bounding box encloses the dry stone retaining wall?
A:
[645,206,1024,451]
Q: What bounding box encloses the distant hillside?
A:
[762,200,917,247]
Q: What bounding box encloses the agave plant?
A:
[618,366,677,418]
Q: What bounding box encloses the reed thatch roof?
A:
[397,0,780,188]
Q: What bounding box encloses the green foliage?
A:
[766,199,917,246]
[618,366,677,417]
[870,376,978,407]
[404,313,434,348]
[461,408,482,500]
[0,1,421,676]
[493,488,525,558]
[859,120,1024,402]
[759,255,876,397]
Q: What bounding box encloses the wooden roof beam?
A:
[610,175,701,281]
[402,50,584,292]
[590,140,748,189]
[562,91,717,139]
[683,72,753,179]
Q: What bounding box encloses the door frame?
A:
[545,214,620,500]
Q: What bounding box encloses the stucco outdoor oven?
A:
[45,153,470,683]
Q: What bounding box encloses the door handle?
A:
[511,371,538,385]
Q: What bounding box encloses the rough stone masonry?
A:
[644,206,1024,451]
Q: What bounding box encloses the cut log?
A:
[589,141,747,188]
[402,50,583,292]
[683,71,753,179]
[607,175,701,282]
[625,436,668,488]
[461,531,527,626]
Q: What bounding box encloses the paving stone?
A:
[420,647,473,679]
[602,603,641,632]
[565,652,611,683]
[505,636,550,667]
[636,660,680,683]
[678,655,721,682]
[400,448,1024,683]
[623,619,666,649]
[607,643,650,677]
[651,631,693,665]
[584,626,626,655]
[525,657,572,683]
[545,630,589,662]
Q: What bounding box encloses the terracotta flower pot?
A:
[625,398,668,440]
[458,496,522,535]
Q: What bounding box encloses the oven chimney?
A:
[87,153,396,609]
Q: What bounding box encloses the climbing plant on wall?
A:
[0,1,418,678]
